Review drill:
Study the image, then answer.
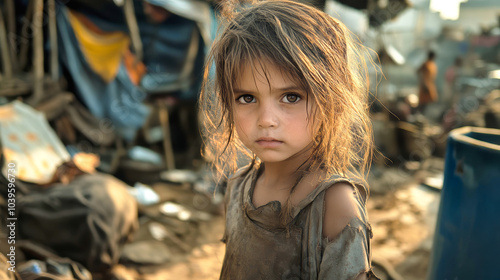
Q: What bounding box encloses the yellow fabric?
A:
[67,10,130,82]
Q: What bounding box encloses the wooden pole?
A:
[48,0,58,81]
[32,0,44,104]
[19,0,33,71]
[158,101,176,170]
[5,0,17,72]
[123,0,143,63]
[0,6,13,79]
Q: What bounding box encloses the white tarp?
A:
[0,101,70,184]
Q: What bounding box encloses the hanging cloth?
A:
[67,10,130,83]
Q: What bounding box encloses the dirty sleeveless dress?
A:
[220,163,379,280]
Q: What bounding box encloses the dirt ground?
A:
[368,168,441,280]
[118,164,442,280]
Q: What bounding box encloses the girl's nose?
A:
[257,104,279,128]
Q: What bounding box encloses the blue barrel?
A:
[428,127,500,280]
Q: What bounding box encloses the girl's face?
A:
[232,59,315,165]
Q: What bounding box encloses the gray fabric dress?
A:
[220,163,379,280]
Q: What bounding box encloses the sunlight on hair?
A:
[200,0,377,196]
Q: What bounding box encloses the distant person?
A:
[417,51,438,113]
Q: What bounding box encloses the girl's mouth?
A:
[256,138,283,148]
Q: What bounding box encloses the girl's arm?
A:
[322,182,361,241]
[320,183,377,280]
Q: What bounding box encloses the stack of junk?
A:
[0,0,223,279]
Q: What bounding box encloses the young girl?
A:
[200,1,379,279]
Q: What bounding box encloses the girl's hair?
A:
[200,0,374,196]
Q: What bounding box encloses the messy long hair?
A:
[200,0,374,223]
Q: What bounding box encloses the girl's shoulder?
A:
[315,179,378,279]
[322,182,366,240]
[321,175,368,204]
[312,176,369,241]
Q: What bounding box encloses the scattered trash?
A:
[128,146,163,165]
[160,169,198,184]
[149,222,170,241]
[17,258,92,280]
[18,260,44,275]
[160,201,212,222]
[72,152,100,174]
[422,174,443,191]
[128,182,160,205]
[160,201,193,221]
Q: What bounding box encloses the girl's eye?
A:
[282,93,301,103]
[237,95,256,104]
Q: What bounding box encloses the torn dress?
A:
[220,162,380,280]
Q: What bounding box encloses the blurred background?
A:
[0,0,499,279]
